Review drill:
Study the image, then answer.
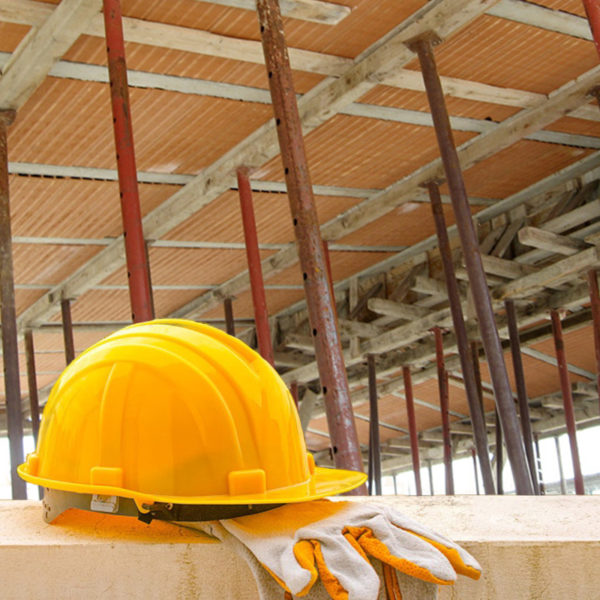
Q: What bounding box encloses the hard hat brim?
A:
[18,464,367,505]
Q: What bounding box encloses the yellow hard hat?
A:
[18,319,365,520]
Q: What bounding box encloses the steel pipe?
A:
[237,166,274,365]
[434,327,454,495]
[428,181,495,494]
[550,310,585,495]
[472,448,480,495]
[495,409,504,495]
[223,297,235,336]
[412,37,533,495]
[555,435,568,495]
[587,270,600,413]
[0,109,26,499]
[24,330,40,445]
[583,0,600,59]
[505,299,540,494]
[289,380,299,409]
[367,354,382,495]
[402,366,422,496]
[61,298,75,365]
[534,433,545,495]
[256,0,364,485]
[103,0,153,323]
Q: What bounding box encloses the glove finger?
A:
[380,506,481,579]
[289,540,319,596]
[346,520,456,584]
[315,534,381,600]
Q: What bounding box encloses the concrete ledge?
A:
[1,496,598,599]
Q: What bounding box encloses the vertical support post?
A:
[472,448,480,495]
[256,0,364,484]
[367,354,382,495]
[587,270,600,412]
[402,366,422,496]
[534,433,545,495]
[427,459,435,495]
[223,297,235,336]
[103,0,153,323]
[290,380,299,409]
[550,310,585,495]
[496,410,504,495]
[322,240,339,322]
[555,436,568,495]
[505,299,540,494]
[0,109,26,499]
[61,299,75,365]
[434,327,454,495]
[428,182,495,494]
[583,0,600,58]
[23,330,40,445]
[237,166,274,365]
[411,37,533,495]
[144,240,156,319]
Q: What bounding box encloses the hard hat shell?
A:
[18,319,366,509]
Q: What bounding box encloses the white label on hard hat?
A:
[91,494,119,514]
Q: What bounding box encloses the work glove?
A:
[181,499,480,600]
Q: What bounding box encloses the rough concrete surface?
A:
[1,496,598,599]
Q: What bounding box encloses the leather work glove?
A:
[180,499,480,600]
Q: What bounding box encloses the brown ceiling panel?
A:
[359,85,521,122]
[255,116,475,189]
[267,251,394,286]
[103,247,274,286]
[0,22,30,52]
[9,177,178,239]
[197,287,306,320]
[543,115,600,137]
[11,78,273,173]
[407,15,597,95]
[527,324,596,374]
[532,0,586,16]
[442,140,593,200]
[15,289,47,317]
[338,201,474,247]
[167,190,362,245]
[13,244,101,286]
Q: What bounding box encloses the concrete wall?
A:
[1,496,598,599]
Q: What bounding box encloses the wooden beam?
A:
[367,298,433,320]
[411,276,447,298]
[0,0,101,110]
[203,0,352,25]
[338,319,383,339]
[518,226,589,256]
[480,254,538,280]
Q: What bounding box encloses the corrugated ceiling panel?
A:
[255,116,475,188]
[411,16,597,95]
[11,78,273,173]
[10,177,179,239]
[359,86,521,122]
[527,324,596,373]
[103,247,274,286]
[0,22,29,51]
[15,289,46,317]
[533,0,585,16]
[167,190,362,245]
[544,116,600,137]
[338,201,473,247]
[441,140,593,200]
[267,251,394,286]
[13,244,101,285]
[30,329,118,353]
[478,350,587,399]
[198,288,306,320]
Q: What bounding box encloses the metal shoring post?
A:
[237,167,274,365]
[427,181,495,494]
[534,433,545,495]
[402,366,423,495]
[583,0,600,58]
[23,329,42,498]
[587,270,600,413]
[0,109,26,499]
[472,448,480,495]
[256,0,364,486]
[367,354,382,496]
[505,299,540,494]
[427,459,435,495]
[290,380,299,409]
[103,0,153,323]
[555,435,568,495]
[223,297,236,336]
[550,310,585,495]
[411,36,533,495]
[495,409,504,495]
[434,327,454,495]
[61,299,75,365]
